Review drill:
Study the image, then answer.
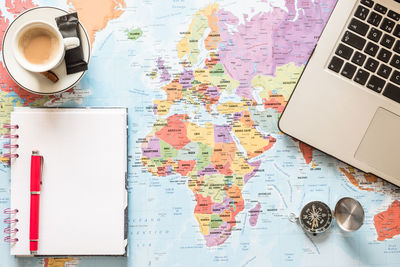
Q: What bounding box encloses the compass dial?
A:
[299,201,333,234]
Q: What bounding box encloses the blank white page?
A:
[10,108,127,256]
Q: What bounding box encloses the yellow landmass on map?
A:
[194,213,211,235]
[44,257,75,267]
[231,154,254,178]
[252,62,303,101]
[193,174,225,202]
[186,122,214,148]
[210,71,239,93]
[153,100,173,116]
[216,101,248,114]
[194,68,210,84]
[177,4,219,65]
[232,111,274,159]
[69,0,126,45]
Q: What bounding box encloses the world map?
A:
[0,0,400,266]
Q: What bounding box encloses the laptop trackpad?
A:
[355,107,400,179]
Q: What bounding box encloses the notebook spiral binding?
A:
[2,123,20,243]
[2,124,19,160]
[3,208,19,243]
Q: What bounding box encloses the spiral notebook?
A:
[4,107,127,256]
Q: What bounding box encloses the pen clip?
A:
[32,151,43,184]
[40,156,43,185]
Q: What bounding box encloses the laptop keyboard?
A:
[328,0,400,104]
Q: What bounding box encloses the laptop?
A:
[279,0,400,187]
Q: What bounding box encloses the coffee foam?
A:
[18,27,60,65]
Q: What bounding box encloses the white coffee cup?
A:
[13,20,80,73]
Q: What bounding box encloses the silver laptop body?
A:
[279,0,400,186]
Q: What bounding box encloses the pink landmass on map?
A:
[141,137,162,158]
[244,160,262,183]
[249,202,261,227]
[5,0,36,15]
[157,58,171,82]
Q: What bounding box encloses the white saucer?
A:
[2,7,91,95]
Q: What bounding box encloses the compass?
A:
[299,201,333,234]
[289,198,365,235]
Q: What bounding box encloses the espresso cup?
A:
[13,20,80,73]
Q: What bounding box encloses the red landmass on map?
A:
[292,138,314,164]
[374,200,400,241]
[299,142,314,164]
[194,194,213,214]
[177,160,196,176]
[155,114,191,150]
[0,62,44,104]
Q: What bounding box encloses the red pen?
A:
[30,150,43,255]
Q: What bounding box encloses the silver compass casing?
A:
[334,197,365,232]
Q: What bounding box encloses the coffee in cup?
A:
[13,21,79,73]
[18,26,59,65]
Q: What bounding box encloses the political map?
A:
[0,0,400,266]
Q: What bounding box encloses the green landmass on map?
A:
[126,28,143,40]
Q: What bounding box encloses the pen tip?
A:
[32,150,39,155]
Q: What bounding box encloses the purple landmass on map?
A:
[249,202,261,227]
[206,86,220,98]
[142,137,161,158]
[212,202,225,214]
[214,125,233,143]
[204,221,231,247]
[233,112,243,121]
[157,57,171,82]
[197,164,219,176]
[179,69,194,89]
[216,0,337,100]
[244,160,262,183]
[273,0,337,67]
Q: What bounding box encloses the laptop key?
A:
[352,51,367,66]
[365,41,379,56]
[393,24,400,38]
[342,31,366,50]
[383,83,400,103]
[365,57,379,72]
[388,10,400,21]
[367,27,382,42]
[354,69,370,85]
[380,18,395,33]
[394,40,400,54]
[361,0,374,8]
[377,48,392,63]
[390,54,400,69]
[377,64,392,79]
[367,11,382,26]
[390,70,400,85]
[328,56,344,73]
[348,18,369,36]
[341,62,357,79]
[367,75,385,92]
[335,43,353,60]
[355,5,370,20]
[374,3,387,15]
[380,34,395,49]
